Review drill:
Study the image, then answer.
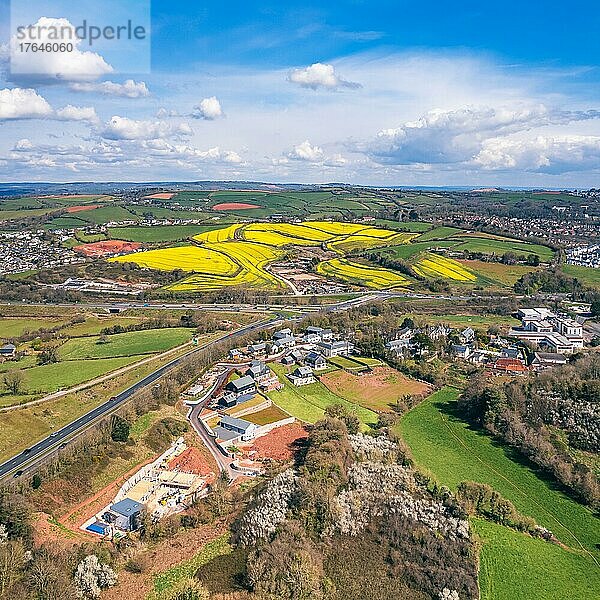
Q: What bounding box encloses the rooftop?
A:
[111,498,144,517]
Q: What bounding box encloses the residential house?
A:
[245,360,270,382]
[426,324,452,341]
[305,326,333,343]
[247,342,267,357]
[490,358,529,375]
[103,498,144,531]
[288,366,316,386]
[317,339,354,358]
[228,348,243,361]
[304,351,327,370]
[0,343,16,360]
[451,344,473,359]
[531,352,568,371]
[385,328,413,354]
[273,335,296,352]
[215,415,258,442]
[219,393,237,408]
[273,328,293,341]
[225,375,256,398]
[501,347,523,360]
[459,327,475,344]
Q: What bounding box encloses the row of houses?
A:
[385,325,475,354]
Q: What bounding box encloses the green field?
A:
[57,328,193,360]
[108,224,223,242]
[74,205,141,224]
[563,264,600,288]
[1,355,142,403]
[396,387,599,558]
[416,226,465,241]
[268,363,377,427]
[0,317,70,338]
[375,220,433,232]
[454,238,553,261]
[474,519,599,600]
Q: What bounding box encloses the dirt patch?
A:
[145,192,175,199]
[212,202,260,210]
[66,204,101,213]
[33,512,86,549]
[320,366,432,413]
[240,422,308,461]
[74,240,141,257]
[168,446,215,477]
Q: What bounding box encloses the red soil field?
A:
[144,192,175,199]
[66,204,101,213]
[243,422,308,461]
[212,202,261,210]
[168,446,215,477]
[74,240,141,257]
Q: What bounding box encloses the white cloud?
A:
[69,79,150,98]
[14,138,34,150]
[474,135,600,173]
[100,116,193,140]
[156,107,180,118]
[55,104,99,124]
[368,105,600,166]
[288,140,324,161]
[0,87,53,119]
[10,17,112,82]
[192,96,224,120]
[288,62,361,90]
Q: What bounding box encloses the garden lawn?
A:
[474,519,599,600]
[243,404,290,425]
[268,364,377,428]
[396,387,600,559]
[57,328,192,360]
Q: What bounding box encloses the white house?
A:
[288,366,316,386]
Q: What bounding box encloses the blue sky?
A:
[0,0,599,185]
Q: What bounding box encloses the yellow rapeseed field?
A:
[110,221,423,291]
[193,223,243,243]
[316,258,410,289]
[413,252,476,282]
[109,246,237,275]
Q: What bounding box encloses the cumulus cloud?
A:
[192,96,224,120]
[288,140,324,161]
[100,116,193,140]
[474,135,600,173]
[368,105,600,166]
[0,87,53,119]
[288,62,361,90]
[7,137,244,175]
[55,104,99,124]
[69,79,149,98]
[10,17,112,82]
